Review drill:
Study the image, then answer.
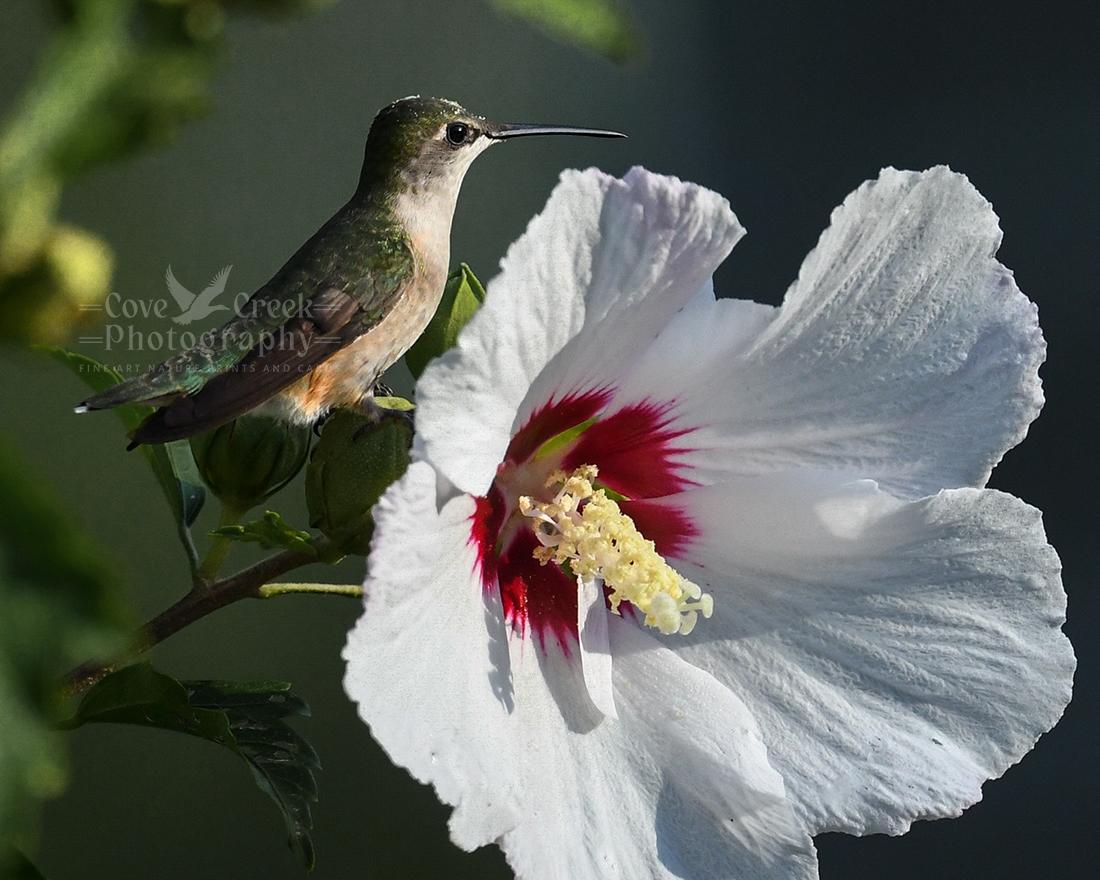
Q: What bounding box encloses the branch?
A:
[63,540,345,694]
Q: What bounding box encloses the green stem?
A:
[178,520,201,576]
[258,581,363,600]
[196,501,247,584]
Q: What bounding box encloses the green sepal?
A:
[371,395,415,412]
[212,510,318,556]
[404,263,486,379]
[190,416,311,513]
[60,663,319,869]
[43,346,206,569]
[532,416,598,460]
[163,439,207,529]
[305,411,411,555]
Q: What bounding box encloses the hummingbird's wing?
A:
[126,285,376,446]
[77,205,414,439]
[165,266,196,311]
[75,304,286,412]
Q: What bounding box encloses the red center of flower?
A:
[469,388,700,654]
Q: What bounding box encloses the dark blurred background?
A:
[1,0,1097,877]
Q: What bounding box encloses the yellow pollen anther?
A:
[519,465,713,636]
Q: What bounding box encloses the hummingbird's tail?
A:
[75,313,264,416]
[74,369,188,414]
[125,393,235,449]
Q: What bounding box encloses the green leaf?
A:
[63,663,319,869]
[306,412,411,555]
[163,440,207,529]
[189,680,319,869]
[404,263,486,379]
[212,510,318,556]
[490,0,640,62]
[0,439,126,870]
[60,662,234,745]
[43,346,206,571]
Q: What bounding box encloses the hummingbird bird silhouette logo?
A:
[166,265,233,325]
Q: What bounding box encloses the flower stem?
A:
[195,501,248,585]
[258,581,363,600]
[63,537,343,694]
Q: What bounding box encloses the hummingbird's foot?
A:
[312,410,335,437]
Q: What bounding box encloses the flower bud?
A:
[305,411,411,555]
[189,415,311,512]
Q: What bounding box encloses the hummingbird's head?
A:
[359,96,625,202]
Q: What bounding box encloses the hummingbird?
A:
[75,96,624,446]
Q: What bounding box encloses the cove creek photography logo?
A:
[77,265,338,375]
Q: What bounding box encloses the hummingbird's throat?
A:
[519,465,713,636]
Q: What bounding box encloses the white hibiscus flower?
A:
[343,166,1074,879]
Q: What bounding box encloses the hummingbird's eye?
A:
[445,122,471,147]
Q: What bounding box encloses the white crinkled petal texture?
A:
[344,463,820,880]
[416,166,744,497]
[651,472,1074,836]
[614,166,1045,499]
[343,462,520,845]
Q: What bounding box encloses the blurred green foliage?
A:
[9,849,48,879]
[491,0,638,62]
[0,440,127,874]
[0,0,332,346]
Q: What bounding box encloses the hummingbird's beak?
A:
[485,123,627,140]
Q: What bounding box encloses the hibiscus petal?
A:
[502,625,819,880]
[656,471,1074,836]
[577,576,616,719]
[607,617,818,879]
[343,462,521,848]
[345,465,818,879]
[614,166,1045,499]
[417,167,744,497]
